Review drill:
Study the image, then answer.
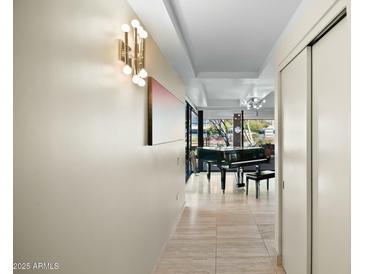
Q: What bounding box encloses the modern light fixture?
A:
[119,19,148,87]
[243,97,266,113]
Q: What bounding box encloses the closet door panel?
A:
[312,16,350,274]
[281,48,311,274]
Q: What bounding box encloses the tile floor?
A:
[154,172,285,274]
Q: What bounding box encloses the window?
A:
[202,119,275,148]
[191,111,198,147]
[243,120,275,147]
[185,102,198,181]
[203,119,233,147]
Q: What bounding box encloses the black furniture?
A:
[197,147,270,193]
[246,170,275,199]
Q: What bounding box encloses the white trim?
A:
[162,0,197,77]
[274,66,282,256]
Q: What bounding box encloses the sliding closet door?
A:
[281,48,311,274]
[312,16,350,274]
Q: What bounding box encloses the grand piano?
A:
[197,147,270,193]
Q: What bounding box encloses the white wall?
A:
[14,0,186,273]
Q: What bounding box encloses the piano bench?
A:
[246,171,275,199]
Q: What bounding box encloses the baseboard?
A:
[276,254,283,266]
[150,201,186,274]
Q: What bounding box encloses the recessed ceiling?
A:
[128,0,303,111]
[170,0,302,74]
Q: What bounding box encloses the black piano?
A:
[197,147,270,193]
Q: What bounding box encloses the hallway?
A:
[155,173,284,274]
[11,0,352,273]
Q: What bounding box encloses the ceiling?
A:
[128,0,303,113]
[170,0,301,74]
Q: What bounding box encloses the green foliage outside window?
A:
[203,119,275,147]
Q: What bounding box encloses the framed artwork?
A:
[147,77,184,145]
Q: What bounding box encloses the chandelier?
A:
[243,97,266,110]
[119,19,148,87]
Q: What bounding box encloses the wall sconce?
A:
[119,19,148,87]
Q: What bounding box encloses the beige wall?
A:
[14,0,186,273]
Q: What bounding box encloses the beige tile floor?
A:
[154,172,285,274]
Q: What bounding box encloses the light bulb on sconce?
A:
[138,68,148,78]
[137,78,146,87]
[132,75,141,84]
[121,24,131,33]
[140,30,148,39]
[122,65,132,75]
[131,19,140,28]
[137,25,144,34]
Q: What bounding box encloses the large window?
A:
[202,119,275,148]
[243,120,275,147]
